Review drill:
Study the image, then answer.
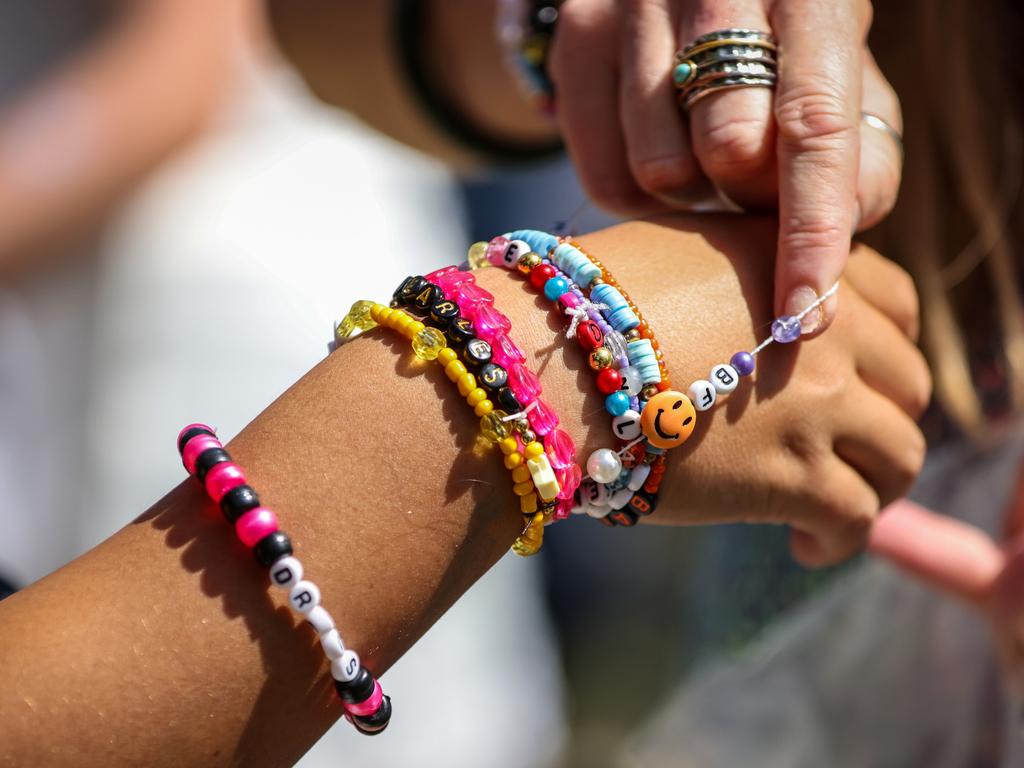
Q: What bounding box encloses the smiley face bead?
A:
[641,390,696,449]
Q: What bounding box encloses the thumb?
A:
[869,499,1003,606]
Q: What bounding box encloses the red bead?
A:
[596,368,622,394]
[575,320,604,351]
[530,264,556,290]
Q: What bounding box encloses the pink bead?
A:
[204,462,247,502]
[177,423,215,450]
[345,680,384,717]
[485,236,510,267]
[554,497,574,520]
[434,269,474,297]
[556,463,582,497]
[235,507,279,547]
[527,398,559,436]
[507,363,542,402]
[472,305,512,342]
[545,428,576,470]
[491,334,526,368]
[182,435,222,476]
[425,265,458,282]
[456,282,495,312]
[557,292,582,312]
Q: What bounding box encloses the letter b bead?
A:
[710,364,739,394]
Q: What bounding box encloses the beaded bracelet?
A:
[494,0,563,115]
[176,424,391,735]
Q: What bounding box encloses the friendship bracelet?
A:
[176,425,392,735]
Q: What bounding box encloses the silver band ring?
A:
[861,112,903,154]
[673,28,778,110]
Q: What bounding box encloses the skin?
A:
[0,215,929,765]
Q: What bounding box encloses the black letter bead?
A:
[253,531,293,567]
[393,275,427,306]
[352,696,392,735]
[220,484,260,522]
[627,490,657,517]
[608,509,639,527]
[462,338,493,369]
[177,426,216,456]
[335,667,376,704]
[409,283,443,315]
[478,362,508,392]
[448,317,476,346]
[429,299,460,326]
[496,386,522,413]
[195,447,231,482]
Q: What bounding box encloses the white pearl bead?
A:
[587,448,623,484]
[609,487,634,510]
[269,556,302,590]
[688,379,717,411]
[611,409,642,441]
[586,504,612,519]
[619,366,643,396]
[288,580,321,615]
[580,478,608,506]
[628,463,652,491]
[710,364,739,394]
[320,628,346,661]
[504,239,532,268]
[306,605,335,635]
[331,649,361,682]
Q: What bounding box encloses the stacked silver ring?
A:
[673,29,779,111]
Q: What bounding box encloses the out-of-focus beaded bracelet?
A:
[176,425,391,735]
[494,0,563,115]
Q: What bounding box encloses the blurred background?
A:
[0,2,1012,767]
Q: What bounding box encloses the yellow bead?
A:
[405,320,425,339]
[411,327,447,360]
[504,453,523,470]
[335,299,378,341]
[480,410,511,443]
[467,241,491,270]
[466,388,487,407]
[513,480,535,497]
[520,492,538,516]
[369,303,384,322]
[437,348,458,366]
[445,360,468,381]
[589,347,613,370]
[378,307,393,324]
[511,465,531,484]
[474,399,494,417]
[524,441,544,459]
[512,512,544,557]
[457,372,477,397]
[499,437,519,455]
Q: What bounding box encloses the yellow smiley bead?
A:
[411,327,447,361]
[511,465,532,484]
[437,348,458,366]
[504,452,523,470]
[466,388,487,407]
[445,360,468,381]
[520,492,539,515]
[524,441,544,459]
[474,399,494,417]
[457,373,477,397]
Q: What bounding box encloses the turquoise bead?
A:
[544,276,569,301]
[673,62,693,86]
[605,391,631,417]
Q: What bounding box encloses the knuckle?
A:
[631,154,695,196]
[696,117,772,182]
[775,86,856,150]
[907,353,933,418]
[780,211,850,255]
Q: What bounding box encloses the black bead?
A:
[496,386,522,414]
[220,484,260,522]
[393,275,427,306]
[596,515,616,527]
[408,283,443,315]
[429,299,460,326]
[253,531,293,567]
[335,667,376,704]
[352,695,392,735]
[195,448,230,482]
[448,317,476,347]
[608,509,639,527]
[627,490,657,517]
[462,338,493,369]
[177,426,216,456]
[477,362,508,392]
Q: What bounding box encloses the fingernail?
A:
[785,286,823,334]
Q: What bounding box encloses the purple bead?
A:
[730,351,755,377]
[771,315,802,343]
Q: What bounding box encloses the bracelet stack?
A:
[176,424,391,735]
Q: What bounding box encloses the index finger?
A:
[771,0,866,332]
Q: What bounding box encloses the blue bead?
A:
[605,391,631,416]
[771,315,802,343]
[544,276,569,301]
[730,351,755,376]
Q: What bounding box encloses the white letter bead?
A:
[288,580,321,615]
[331,649,362,682]
[710,364,739,394]
[505,239,532,267]
[688,380,717,411]
[611,410,642,441]
[269,556,303,590]
[627,463,652,491]
[619,366,644,396]
[586,504,612,519]
[306,605,335,635]
[580,478,608,506]
[609,487,634,510]
[320,628,346,661]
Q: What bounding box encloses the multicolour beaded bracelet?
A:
[177,424,391,735]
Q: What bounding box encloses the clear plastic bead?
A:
[411,327,447,360]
